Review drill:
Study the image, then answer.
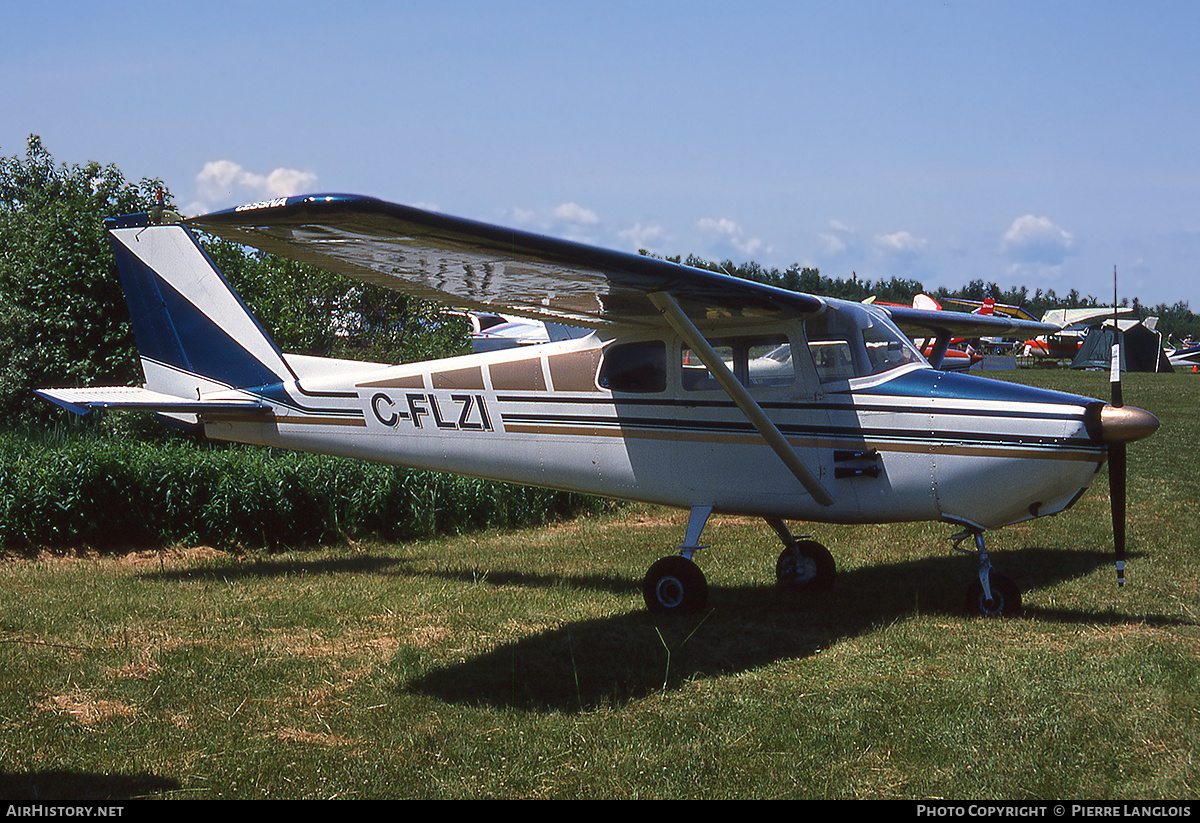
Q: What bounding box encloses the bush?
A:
[0,432,610,553]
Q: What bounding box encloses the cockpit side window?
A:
[861,315,924,374]
[804,304,924,384]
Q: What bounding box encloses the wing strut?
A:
[648,292,834,507]
[925,331,951,370]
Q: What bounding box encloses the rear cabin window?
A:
[598,341,667,393]
[681,335,794,392]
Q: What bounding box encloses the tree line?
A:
[673,256,1200,344]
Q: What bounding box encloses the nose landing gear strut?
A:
[954,529,1022,617]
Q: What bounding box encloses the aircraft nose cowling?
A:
[1089,403,1160,444]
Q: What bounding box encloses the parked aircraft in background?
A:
[465,312,552,352]
[940,296,1039,323]
[1166,337,1200,369]
[1020,306,1136,360]
[37,194,1160,617]
[940,296,1036,353]
[940,298,1138,359]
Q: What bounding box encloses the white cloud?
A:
[188,160,318,215]
[505,207,538,225]
[874,230,927,255]
[553,202,600,225]
[818,219,860,258]
[696,216,766,258]
[505,202,602,239]
[1001,214,1075,266]
[820,233,847,256]
[505,201,665,254]
[260,167,318,198]
[617,222,667,253]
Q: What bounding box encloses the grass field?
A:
[0,367,1197,799]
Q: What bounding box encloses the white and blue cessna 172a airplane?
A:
[36,194,1161,617]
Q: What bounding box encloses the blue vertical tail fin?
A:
[105,213,294,398]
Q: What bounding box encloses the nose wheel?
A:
[954,529,1022,617]
[768,518,836,592]
[966,574,1021,617]
[775,539,836,591]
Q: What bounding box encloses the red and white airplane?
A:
[1023,307,1134,360]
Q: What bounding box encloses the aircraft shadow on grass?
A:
[140,544,1189,714]
[0,769,179,800]
[399,544,1189,712]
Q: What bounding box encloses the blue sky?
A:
[4,1,1199,312]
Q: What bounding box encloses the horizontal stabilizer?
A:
[35,386,270,417]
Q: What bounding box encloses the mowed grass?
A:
[0,368,1197,799]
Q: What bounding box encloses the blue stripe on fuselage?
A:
[854,367,1099,409]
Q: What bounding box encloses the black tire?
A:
[775,540,836,591]
[965,573,1022,617]
[642,556,708,614]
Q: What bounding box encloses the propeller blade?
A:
[1110,441,1127,587]
[1092,325,1157,589]
[1110,266,1125,586]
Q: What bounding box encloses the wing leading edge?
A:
[186,194,825,330]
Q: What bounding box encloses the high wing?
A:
[187,194,1060,347]
[877,304,1058,341]
[938,296,1040,323]
[1042,306,1133,331]
[186,194,824,330]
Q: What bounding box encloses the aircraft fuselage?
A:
[201,325,1106,533]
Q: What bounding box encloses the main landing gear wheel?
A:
[775,540,836,591]
[966,573,1021,617]
[643,556,708,615]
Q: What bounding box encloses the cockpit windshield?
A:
[804,302,926,384]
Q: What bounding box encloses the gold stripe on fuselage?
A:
[501,421,1104,463]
